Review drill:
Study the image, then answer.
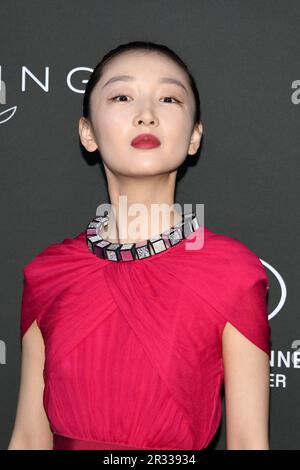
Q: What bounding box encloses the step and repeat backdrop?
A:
[0,0,299,450]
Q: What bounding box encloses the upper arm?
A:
[211,239,271,449]
[8,320,53,450]
[222,321,270,450]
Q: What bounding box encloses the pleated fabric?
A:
[19,223,271,450]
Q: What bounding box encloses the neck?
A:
[99,171,183,244]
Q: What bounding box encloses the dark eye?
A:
[111,95,130,102]
[110,95,181,104]
[162,96,181,104]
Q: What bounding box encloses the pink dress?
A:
[20,224,271,450]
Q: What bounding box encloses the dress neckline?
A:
[85,212,203,263]
[79,222,207,264]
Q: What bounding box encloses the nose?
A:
[137,118,156,126]
[134,108,158,127]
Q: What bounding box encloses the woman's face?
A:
[80,51,202,177]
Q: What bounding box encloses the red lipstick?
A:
[131,133,161,149]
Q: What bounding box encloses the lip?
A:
[131,133,161,149]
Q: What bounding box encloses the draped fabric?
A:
[19,223,271,450]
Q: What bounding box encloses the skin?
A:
[7,50,270,450]
[79,50,271,450]
[222,322,271,449]
[79,50,203,243]
[8,321,53,449]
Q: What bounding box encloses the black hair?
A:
[82,40,201,126]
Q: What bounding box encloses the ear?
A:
[78,117,98,152]
[188,121,203,156]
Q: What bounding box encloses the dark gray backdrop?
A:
[0,0,299,450]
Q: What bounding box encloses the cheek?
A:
[92,101,128,131]
[165,118,192,149]
[93,117,124,146]
[93,103,192,153]
[101,109,129,138]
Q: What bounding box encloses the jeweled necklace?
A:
[86,211,200,262]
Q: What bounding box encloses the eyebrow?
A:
[101,75,188,93]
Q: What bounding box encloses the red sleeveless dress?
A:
[19,224,271,450]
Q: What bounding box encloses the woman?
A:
[8,41,271,450]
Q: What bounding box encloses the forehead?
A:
[97,50,190,88]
